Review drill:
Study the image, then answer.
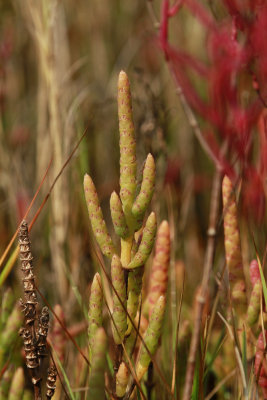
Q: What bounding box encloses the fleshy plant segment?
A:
[220,176,267,398]
[2,2,267,399]
[84,71,168,398]
[222,175,247,320]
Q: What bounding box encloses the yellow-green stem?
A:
[121,237,133,268]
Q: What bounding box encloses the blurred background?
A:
[1,1,267,397]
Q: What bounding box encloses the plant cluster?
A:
[1,1,267,399]
[83,71,169,398]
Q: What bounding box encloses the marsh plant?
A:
[84,71,169,399]
[1,2,267,397]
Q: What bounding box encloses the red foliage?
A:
[255,330,267,398]
[159,0,267,220]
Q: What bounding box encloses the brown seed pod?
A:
[19,327,39,369]
[37,306,49,358]
[46,366,57,399]
[19,221,38,325]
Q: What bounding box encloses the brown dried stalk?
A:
[19,220,42,399]
[19,220,56,400]
[46,366,57,400]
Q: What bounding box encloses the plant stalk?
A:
[183,169,221,400]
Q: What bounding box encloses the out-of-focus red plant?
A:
[255,330,267,398]
[249,259,261,287]
[0,24,14,111]
[159,0,267,220]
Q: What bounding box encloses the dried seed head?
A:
[19,327,39,369]
[19,220,38,325]
[84,174,116,258]
[37,306,49,357]
[46,366,57,399]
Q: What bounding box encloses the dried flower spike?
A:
[36,306,49,357]
[19,220,38,326]
[111,254,127,344]
[126,212,157,269]
[146,220,170,318]
[46,366,57,399]
[136,295,166,381]
[222,176,247,316]
[19,327,39,370]
[84,174,116,259]
[88,273,103,356]
[132,153,155,224]
[110,191,129,239]
[118,70,137,220]
[18,220,43,398]
[87,327,107,399]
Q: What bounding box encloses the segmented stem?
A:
[88,273,103,358]
[146,220,170,318]
[87,327,107,399]
[110,191,130,239]
[222,176,247,316]
[136,296,166,381]
[84,174,116,259]
[126,212,157,269]
[118,70,137,220]
[111,255,127,344]
[132,153,155,227]
[126,266,144,335]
